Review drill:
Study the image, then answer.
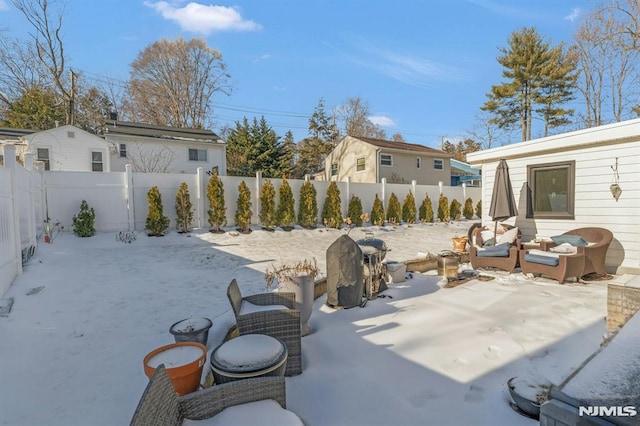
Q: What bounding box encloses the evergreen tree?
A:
[259,179,276,230]
[235,181,252,233]
[294,98,338,178]
[370,194,385,226]
[175,182,193,233]
[385,193,401,225]
[279,131,296,178]
[419,194,434,223]
[321,181,342,229]
[463,198,475,220]
[72,200,96,237]
[225,116,282,177]
[437,194,450,222]
[276,176,296,229]
[401,192,417,224]
[450,199,462,221]
[347,195,364,227]
[207,170,227,233]
[146,186,170,236]
[298,180,318,228]
[476,200,482,219]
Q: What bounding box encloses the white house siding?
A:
[22,125,112,172]
[467,119,640,274]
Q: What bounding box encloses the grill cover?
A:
[326,235,364,308]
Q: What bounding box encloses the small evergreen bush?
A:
[419,194,434,223]
[297,181,318,228]
[175,182,193,233]
[259,179,276,230]
[235,181,253,233]
[347,195,364,227]
[450,199,462,221]
[437,194,450,222]
[463,198,474,220]
[72,200,96,237]
[370,194,385,226]
[276,176,296,229]
[402,192,417,224]
[207,170,226,233]
[476,200,482,219]
[386,192,401,225]
[146,186,170,236]
[321,181,342,229]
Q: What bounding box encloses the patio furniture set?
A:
[469,226,613,283]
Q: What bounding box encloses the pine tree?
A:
[450,199,462,221]
[370,194,385,226]
[386,193,401,225]
[72,200,96,237]
[235,181,252,233]
[476,200,482,219]
[419,194,434,223]
[401,192,417,224]
[146,186,170,236]
[207,170,227,233]
[276,176,296,229]
[298,180,318,228]
[279,131,296,178]
[437,194,450,223]
[463,198,475,220]
[347,195,363,227]
[175,182,193,233]
[321,181,342,228]
[259,179,276,230]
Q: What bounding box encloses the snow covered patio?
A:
[0,222,626,425]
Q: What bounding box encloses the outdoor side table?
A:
[210,334,288,385]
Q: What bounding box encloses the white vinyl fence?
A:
[1,159,480,297]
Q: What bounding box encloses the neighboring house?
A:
[450,159,482,187]
[467,118,640,275]
[18,125,112,172]
[324,135,453,185]
[104,120,226,175]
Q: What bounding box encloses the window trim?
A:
[356,156,366,172]
[526,160,575,219]
[188,148,207,161]
[380,154,393,167]
[433,159,443,170]
[330,162,338,176]
[119,143,127,158]
[91,150,104,172]
[36,148,50,171]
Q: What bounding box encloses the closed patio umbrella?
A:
[488,159,518,244]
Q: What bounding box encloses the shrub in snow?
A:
[175,182,193,233]
[259,179,276,231]
[370,194,385,226]
[402,192,416,224]
[321,181,342,229]
[276,176,296,229]
[437,193,450,222]
[385,193,401,225]
[146,186,170,236]
[297,181,318,229]
[234,181,252,234]
[450,198,462,221]
[347,195,363,227]
[463,197,474,220]
[207,170,226,233]
[72,200,96,237]
[419,194,434,223]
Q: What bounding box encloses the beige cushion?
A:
[182,399,304,425]
[498,227,519,245]
[549,243,577,254]
[240,301,289,315]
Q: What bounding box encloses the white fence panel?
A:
[0,166,18,296]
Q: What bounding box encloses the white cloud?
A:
[564,7,581,22]
[144,1,261,35]
[368,115,396,127]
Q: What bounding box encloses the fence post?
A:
[5,145,22,278]
[345,176,351,216]
[197,167,205,228]
[124,164,135,231]
[23,153,37,250]
[462,182,467,201]
[381,178,387,206]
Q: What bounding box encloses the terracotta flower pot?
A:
[143,341,207,396]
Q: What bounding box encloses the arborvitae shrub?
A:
[450,199,462,220]
[419,194,434,223]
[463,198,474,220]
[402,192,417,224]
[386,192,401,225]
[370,194,385,226]
[347,195,363,227]
[321,181,342,228]
[72,200,96,237]
[175,182,193,233]
[476,200,482,219]
[276,176,296,229]
[437,194,450,222]
[259,179,276,230]
[235,181,252,233]
[297,181,318,228]
[146,186,170,236]
[207,171,226,233]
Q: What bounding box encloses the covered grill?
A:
[326,235,364,309]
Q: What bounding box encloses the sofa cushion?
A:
[498,227,519,245]
[549,242,577,254]
[551,234,588,247]
[476,243,510,257]
[182,399,305,426]
[524,253,560,267]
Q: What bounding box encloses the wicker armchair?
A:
[131,365,302,425]
[519,247,586,284]
[469,225,521,273]
[539,227,613,276]
[227,279,302,376]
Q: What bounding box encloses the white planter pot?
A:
[278,274,314,336]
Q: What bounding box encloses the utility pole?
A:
[69,70,77,125]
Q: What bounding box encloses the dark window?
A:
[330,163,338,176]
[527,161,575,219]
[189,148,207,161]
[119,144,127,158]
[356,157,365,172]
[380,154,393,166]
[416,157,421,168]
[433,159,443,170]
[37,148,50,171]
[92,151,103,172]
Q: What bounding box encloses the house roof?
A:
[0,127,35,140]
[104,120,223,144]
[451,159,481,175]
[354,136,452,157]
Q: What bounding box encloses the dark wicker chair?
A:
[469,225,521,273]
[131,365,300,425]
[539,227,613,276]
[519,247,586,284]
[227,279,302,376]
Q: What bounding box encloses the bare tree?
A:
[0,34,48,100]
[335,96,386,139]
[465,111,508,149]
[126,37,231,129]
[127,144,177,173]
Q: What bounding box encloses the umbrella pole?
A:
[493,221,498,246]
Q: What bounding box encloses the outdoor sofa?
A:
[469,224,521,273]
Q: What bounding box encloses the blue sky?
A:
[0,0,588,147]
